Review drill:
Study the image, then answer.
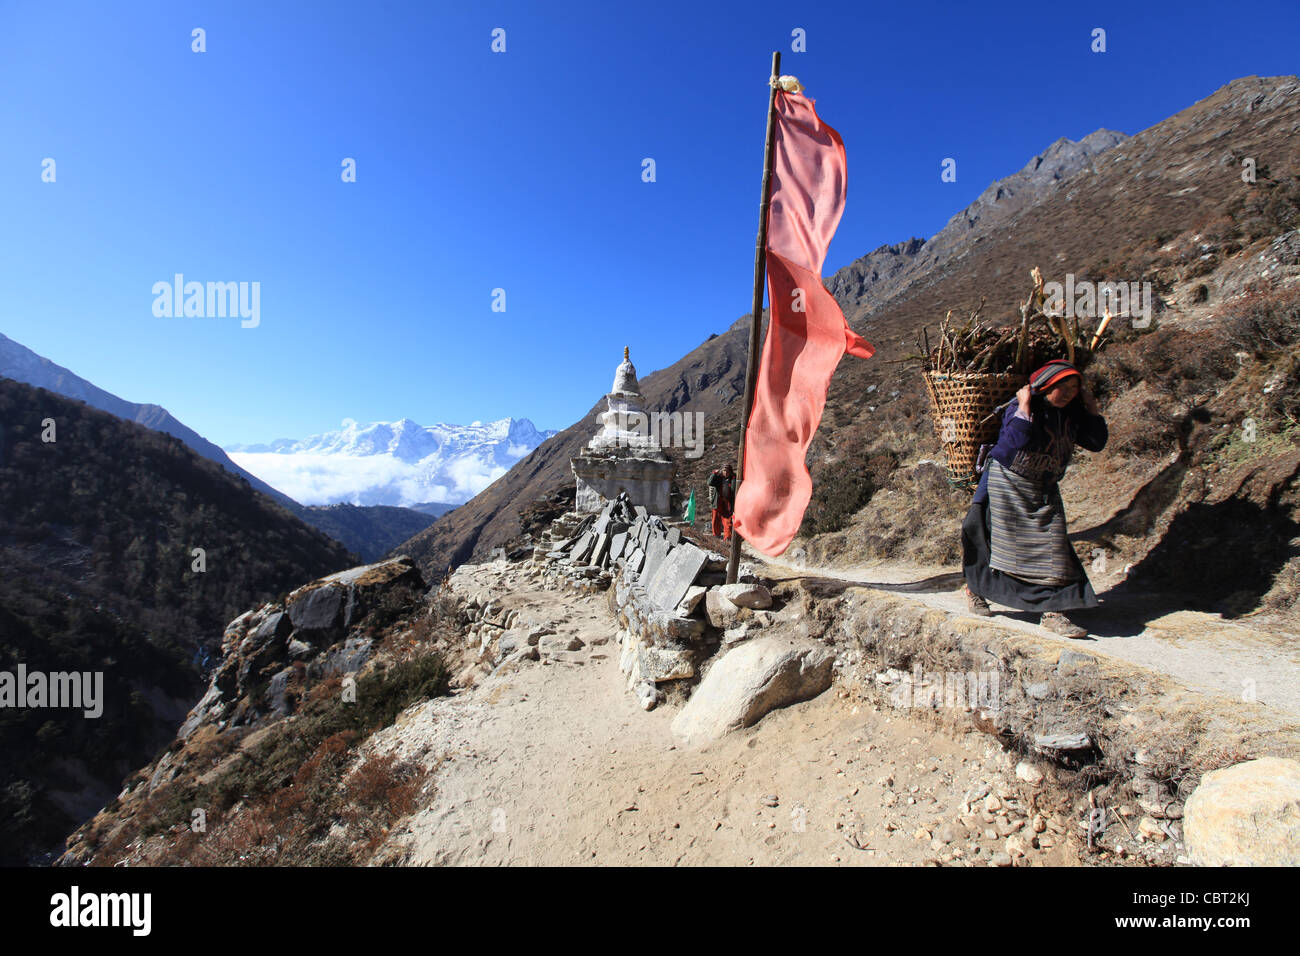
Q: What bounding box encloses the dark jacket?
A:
[973,396,1107,504]
[707,471,735,511]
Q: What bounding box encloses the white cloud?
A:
[228,451,504,507]
[447,455,507,499]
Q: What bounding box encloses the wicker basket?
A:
[922,371,1026,488]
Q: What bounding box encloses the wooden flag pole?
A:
[727,50,781,586]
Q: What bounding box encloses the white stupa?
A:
[571,347,674,514]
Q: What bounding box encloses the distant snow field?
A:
[226,416,556,507]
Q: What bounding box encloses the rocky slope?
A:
[59,555,451,866]
[64,539,1300,867]
[0,377,356,864]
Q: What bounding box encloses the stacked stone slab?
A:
[599,498,726,707]
[552,492,640,574]
[533,511,595,563]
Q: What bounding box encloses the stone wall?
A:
[530,493,774,710]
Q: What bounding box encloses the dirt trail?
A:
[370,566,1086,867]
[755,550,1300,719]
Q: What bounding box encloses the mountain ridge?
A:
[0,331,537,552]
[0,331,301,510]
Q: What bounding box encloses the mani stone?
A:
[646,543,709,613]
[642,533,673,583]
[609,532,629,562]
[626,548,646,574]
[590,533,610,567]
[570,532,595,563]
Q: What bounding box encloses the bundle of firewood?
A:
[919,268,1115,375]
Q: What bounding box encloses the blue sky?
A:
[2,0,1296,446]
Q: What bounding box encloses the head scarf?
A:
[1029,360,1081,394]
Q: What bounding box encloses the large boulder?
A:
[252,610,293,643]
[670,636,834,746]
[286,584,346,640]
[287,556,425,640]
[1184,757,1300,866]
[329,555,426,626]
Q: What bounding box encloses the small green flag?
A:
[684,490,696,524]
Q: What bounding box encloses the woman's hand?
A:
[1016,384,1032,415]
[1081,382,1101,415]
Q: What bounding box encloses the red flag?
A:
[732,90,874,556]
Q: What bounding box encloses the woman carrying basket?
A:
[962,360,1107,638]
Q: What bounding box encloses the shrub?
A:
[1223,286,1300,358]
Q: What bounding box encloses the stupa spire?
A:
[611,346,640,396]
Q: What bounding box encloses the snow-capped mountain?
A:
[226,417,556,507]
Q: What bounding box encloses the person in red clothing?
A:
[707,464,735,541]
